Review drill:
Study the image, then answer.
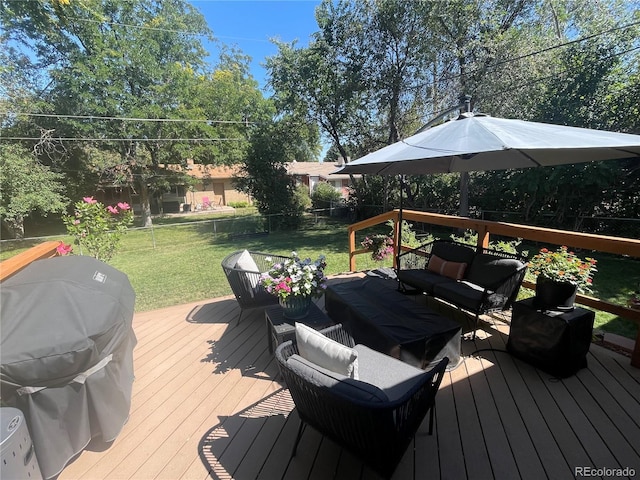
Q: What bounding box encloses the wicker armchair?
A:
[221,250,289,324]
[276,324,448,479]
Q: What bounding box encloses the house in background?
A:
[98,159,356,214]
[286,159,356,199]
[163,160,252,212]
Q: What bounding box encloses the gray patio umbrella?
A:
[336,112,640,176]
[333,112,640,266]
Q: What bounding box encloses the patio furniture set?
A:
[222,244,595,477]
[222,245,534,477]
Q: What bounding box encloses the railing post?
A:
[393,211,401,269]
[476,226,490,250]
[349,228,356,272]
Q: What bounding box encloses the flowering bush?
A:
[56,242,73,256]
[63,196,133,262]
[529,246,597,293]
[361,234,394,261]
[260,252,327,301]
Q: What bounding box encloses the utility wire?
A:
[407,20,640,92]
[1,112,258,124]
[482,45,640,107]
[0,137,245,142]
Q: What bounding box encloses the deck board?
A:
[57,276,640,480]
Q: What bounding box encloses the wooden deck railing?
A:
[0,241,62,282]
[348,209,640,367]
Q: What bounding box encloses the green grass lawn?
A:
[2,213,638,340]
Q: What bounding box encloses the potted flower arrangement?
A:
[361,234,394,262]
[260,252,328,319]
[528,246,597,310]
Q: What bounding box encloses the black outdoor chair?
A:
[221,250,289,324]
[275,324,448,479]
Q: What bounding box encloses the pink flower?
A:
[83,196,97,204]
[74,219,80,225]
[107,205,119,214]
[117,202,130,210]
[56,243,73,255]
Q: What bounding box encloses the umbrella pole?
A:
[396,174,404,275]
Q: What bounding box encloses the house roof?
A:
[161,160,357,181]
[286,161,358,180]
[163,163,243,180]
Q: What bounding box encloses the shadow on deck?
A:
[58,275,640,480]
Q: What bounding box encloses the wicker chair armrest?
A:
[317,324,356,348]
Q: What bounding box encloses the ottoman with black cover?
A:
[507,298,595,378]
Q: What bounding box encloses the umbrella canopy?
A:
[336,112,640,175]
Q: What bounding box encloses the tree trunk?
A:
[139,182,153,227]
[459,172,469,217]
[2,216,25,239]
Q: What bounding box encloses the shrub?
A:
[63,197,133,262]
[311,182,342,209]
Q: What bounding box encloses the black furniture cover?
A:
[0,256,136,479]
[325,277,461,370]
[507,298,595,378]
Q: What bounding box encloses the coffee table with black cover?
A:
[265,302,334,354]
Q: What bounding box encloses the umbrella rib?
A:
[400,139,460,155]
[519,150,543,167]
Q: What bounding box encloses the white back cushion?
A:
[295,323,358,379]
[235,250,260,288]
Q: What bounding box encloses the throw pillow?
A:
[427,254,467,280]
[235,250,260,289]
[295,323,358,379]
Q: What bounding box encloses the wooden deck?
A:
[58,274,640,480]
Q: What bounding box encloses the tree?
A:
[1,0,216,227]
[0,144,67,238]
[235,116,319,229]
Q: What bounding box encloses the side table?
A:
[265,302,334,354]
[507,297,595,378]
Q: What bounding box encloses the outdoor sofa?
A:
[397,239,527,339]
[276,323,448,479]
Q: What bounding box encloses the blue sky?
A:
[190,0,323,91]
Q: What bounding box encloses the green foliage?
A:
[528,246,598,294]
[311,182,342,209]
[235,117,318,230]
[227,201,249,208]
[450,230,527,256]
[0,144,67,238]
[385,219,424,249]
[63,197,133,262]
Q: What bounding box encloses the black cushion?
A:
[434,280,509,313]
[431,241,476,265]
[466,254,523,289]
[397,268,455,294]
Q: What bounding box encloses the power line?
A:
[1,112,257,124]
[481,45,640,108]
[0,137,245,142]
[64,16,271,43]
[410,20,640,92]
